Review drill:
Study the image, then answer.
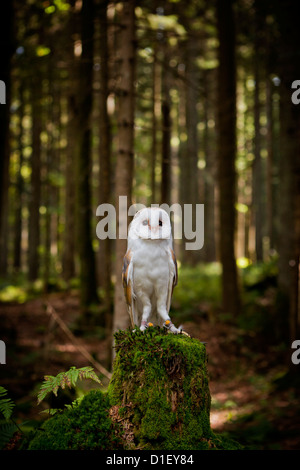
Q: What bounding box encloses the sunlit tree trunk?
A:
[183,33,200,265]
[113,0,136,334]
[203,67,216,262]
[97,0,112,329]
[161,44,172,206]
[252,4,264,262]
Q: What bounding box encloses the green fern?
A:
[0,387,18,449]
[0,421,18,449]
[37,366,101,405]
[0,386,15,420]
[40,396,84,416]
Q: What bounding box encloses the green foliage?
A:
[241,257,278,291]
[37,366,101,405]
[0,386,15,420]
[0,421,18,450]
[0,387,18,449]
[28,390,121,450]
[172,262,221,318]
[238,258,279,336]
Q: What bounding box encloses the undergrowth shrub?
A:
[27,390,121,450]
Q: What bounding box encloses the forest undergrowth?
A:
[0,261,299,450]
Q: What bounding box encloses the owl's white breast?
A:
[130,238,171,286]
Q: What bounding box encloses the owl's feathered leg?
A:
[140,299,152,331]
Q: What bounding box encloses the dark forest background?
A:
[0,0,300,450]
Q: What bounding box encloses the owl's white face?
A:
[129,207,172,240]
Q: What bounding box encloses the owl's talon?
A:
[163,319,181,334]
[140,321,153,331]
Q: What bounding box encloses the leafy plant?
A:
[0,386,15,420]
[0,387,18,449]
[37,366,101,405]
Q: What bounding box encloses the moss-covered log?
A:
[26,328,241,450]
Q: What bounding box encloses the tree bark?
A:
[252,4,264,262]
[75,0,99,307]
[216,0,241,317]
[203,68,216,262]
[97,0,112,329]
[62,1,77,282]
[160,45,172,206]
[112,0,136,334]
[183,33,200,265]
[253,55,263,262]
[276,1,300,342]
[0,1,14,275]
[28,77,42,281]
[13,83,25,272]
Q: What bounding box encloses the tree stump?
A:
[108,328,236,450]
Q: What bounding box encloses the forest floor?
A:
[0,290,300,450]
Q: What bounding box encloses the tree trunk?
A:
[216,0,240,317]
[160,46,172,206]
[252,5,264,262]
[265,75,274,252]
[183,34,200,265]
[151,46,159,204]
[62,1,77,282]
[112,0,136,334]
[161,99,171,205]
[28,77,42,281]
[253,55,263,262]
[276,1,300,342]
[0,2,14,275]
[203,68,216,262]
[75,0,99,308]
[13,83,25,272]
[62,92,76,281]
[97,0,112,329]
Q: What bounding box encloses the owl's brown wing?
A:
[166,247,178,312]
[170,248,178,289]
[122,249,135,328]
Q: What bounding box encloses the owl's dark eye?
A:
[159,220,163,226]
[142,219,148,226]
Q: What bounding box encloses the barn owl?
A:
[122,207,181,334]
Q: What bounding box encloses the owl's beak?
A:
[149,226,161,239]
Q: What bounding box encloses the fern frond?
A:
[0,387,15,420]
[0,421,18,449]
[37,366,101,405]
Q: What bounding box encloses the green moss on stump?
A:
[108,327,212,449]
[27,328,241,450]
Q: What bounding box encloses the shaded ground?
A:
[0,292,299,450]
